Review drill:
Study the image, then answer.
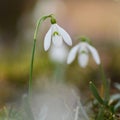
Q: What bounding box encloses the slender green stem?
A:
[99,64,110,102]
[28,14,52,97]
[53,63,66,83]
[29,39,36,97]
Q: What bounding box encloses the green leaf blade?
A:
[89,81,104,105]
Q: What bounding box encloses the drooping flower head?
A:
[44,16,72,51]
[67,36,101,68]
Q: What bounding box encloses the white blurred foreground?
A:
[30,83,89,120]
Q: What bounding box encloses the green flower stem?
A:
[99,64,110,102]
[53,63,66,83]
[29,14,53,97]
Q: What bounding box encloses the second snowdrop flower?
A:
[67,37,101,68]
[44,17,72,51]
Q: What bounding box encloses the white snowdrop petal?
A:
[52,35,63,47]
[78,53,89,68]
[44,27,52,51]
[56,24,72,46]
[87,44,101,64]
[67,45,79,64]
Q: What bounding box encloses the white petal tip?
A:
[81,65,87,68]
[68,41,72,46]
[96,60,101,65]
[44,45,49,51]
[65,38,72,46]
[67,59,71,64]
[44,48,48,51]
[94,55,101,65]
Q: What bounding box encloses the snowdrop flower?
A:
[44,17,72,51]
[67,40,100,68]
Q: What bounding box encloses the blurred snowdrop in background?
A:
[33,0,66,21]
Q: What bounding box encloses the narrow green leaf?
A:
[89,81,104,105]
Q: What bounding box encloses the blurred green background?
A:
[0,0,120,106]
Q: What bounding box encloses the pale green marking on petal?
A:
[52,35,63,47]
